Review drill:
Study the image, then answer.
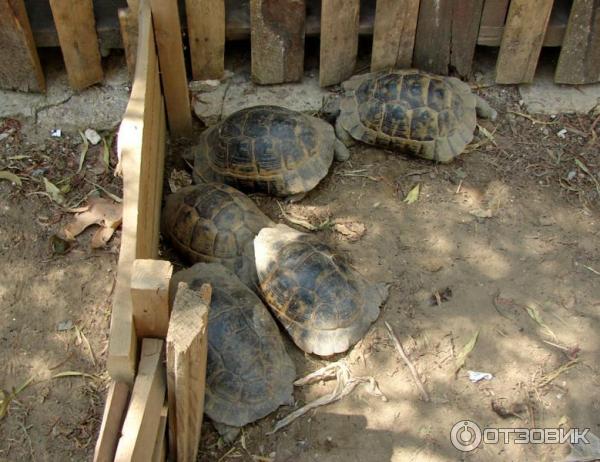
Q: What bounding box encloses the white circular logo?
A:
[450,420,482,452]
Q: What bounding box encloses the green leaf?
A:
[455,330,479,374]
[524,303,557,340]
[77,131,89,174]
[102,133,114,168]
[0,171,22,186]
[43,177,66,205]
[50,371,98,380]
[403,184,420,204]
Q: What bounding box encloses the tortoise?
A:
[162,183,274,288]
[170,263,296,440]
[254,224,389,356]
[324,70,497,163]
[191,105,350,201]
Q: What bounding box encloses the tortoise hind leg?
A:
[335,118,355,148]
[334,138,350,161]
[475,96,497,121]
[212,421,241,443]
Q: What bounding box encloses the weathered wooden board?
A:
[250,0,305,84]
[413,0,453,74]
[167,282,211,462]
[151,404,168,462]
[555,0,600,84]
[118,8,138,79]
[108,0,166,384]
[496,0,554,84]
[319,0,360,86]
[451,0,485,78]
[371,0,420,70]
[93,382,130,462]
[150,0,193,136]
[0,0,45,92]
[49,0,103,90]
[185,0,225,80]
[115,339,166,462]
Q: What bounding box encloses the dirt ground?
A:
[2,53,600,462]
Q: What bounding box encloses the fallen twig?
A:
[538,359,579,388]
[507,111,557,125]
[385,322,430,402]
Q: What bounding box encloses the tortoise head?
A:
[320,94,341,123]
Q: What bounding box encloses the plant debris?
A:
[403,184,420,204]
[0,170,22,186]
[333,220,366,241]
[63,197,122,248]
[429,287,453,306]
[491,398,527,419]
[455,330,479,374]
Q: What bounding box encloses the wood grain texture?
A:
[151,404,168,462]
[185,0,225,79]
[93,382,130,462]
[555,0,600,84]
[496,0,554,84]
[371,0,420,70]
[480,0,510,27]
[319,0,360,86]
[167,282,211,462]
[118,8,138,79]
[115,339,166,462]
[0,0,45,92]
[108,0,166,384]
[150,0,193,136]
[413,0,453,75]
[49,0,103,90]
[451,0,485,78]
[250,0,306,84]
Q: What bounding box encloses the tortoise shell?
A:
[193,105,335,196]
[338,70,478,162]
[162,183,273,288]
[254,224,389,356]
[170,263,296,428]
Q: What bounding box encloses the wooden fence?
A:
[1,0,600,95]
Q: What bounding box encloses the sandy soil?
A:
[1,59,600,462]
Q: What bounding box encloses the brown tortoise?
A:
[162,183,274,288]
[254,224,389,356]
[192,105,350,200]
[326,70,497,163]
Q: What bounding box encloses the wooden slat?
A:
[555,0,600,84]
[185,0,225,80]
[115,339,167,462]
[167,282,211,462]
[451,0,485,78]
[49,0,103,90]
[119,8,138,79]
[250,0,306,84]
[413,0,453,75]
[0,0,45,92]
[93,382,130,462]
[150,0,193,137]
[496,0,554,84]
[151,404,168,462]
[480,0,510,27]
[319,0,360,87]
[131,259,173,338]
[108,0,166,384]
[371,0,420,70]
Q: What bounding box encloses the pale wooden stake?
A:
[93,381,130,462]
[185,0,225,80]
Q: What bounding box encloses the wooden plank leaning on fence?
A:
[119,8,138,79]
[115,339,167,462]
[495,0,554,84]
[93,382,130,462]
[319,0,360,87]
[250,0,306,84]
[108,0,167,384]
[371,0,420,71]
[413,0,453,75]
[167,282,211,462]
[450,0,485,78]
[186,0,225,80]
[49,0,103,90]
[477,0,510,46]
[150,0,193,136]
[0,0,45,92]
[555,0,600,84]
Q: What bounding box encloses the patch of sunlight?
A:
[463,242,511,279]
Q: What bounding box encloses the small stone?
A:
[84,128,102,145]
[57,320,73,331]
[0,133,9,141]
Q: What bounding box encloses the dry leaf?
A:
[0,171,22,186]
[455,330,479,374]
[63,197,122,248]
[77,131,89,173]
[168,169,192,192]
[334,221,366,241]
[404,184,420,204]
[50,371,98,380]
[43,177,65,205]
[524,303,557,340]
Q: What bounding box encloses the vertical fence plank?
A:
[319,0,359,87]
[250,0,306,84]
[451,0,485,78]
[413,0,453,74]
[496,0,554,84]
[371,0,420,71]
[0,0,45,92]
[119,8,138,79]
[478,0,510,45]
[555,0,600,84]
[185,0,225,80]
[49,0,103,90]
[150,0,193,136]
